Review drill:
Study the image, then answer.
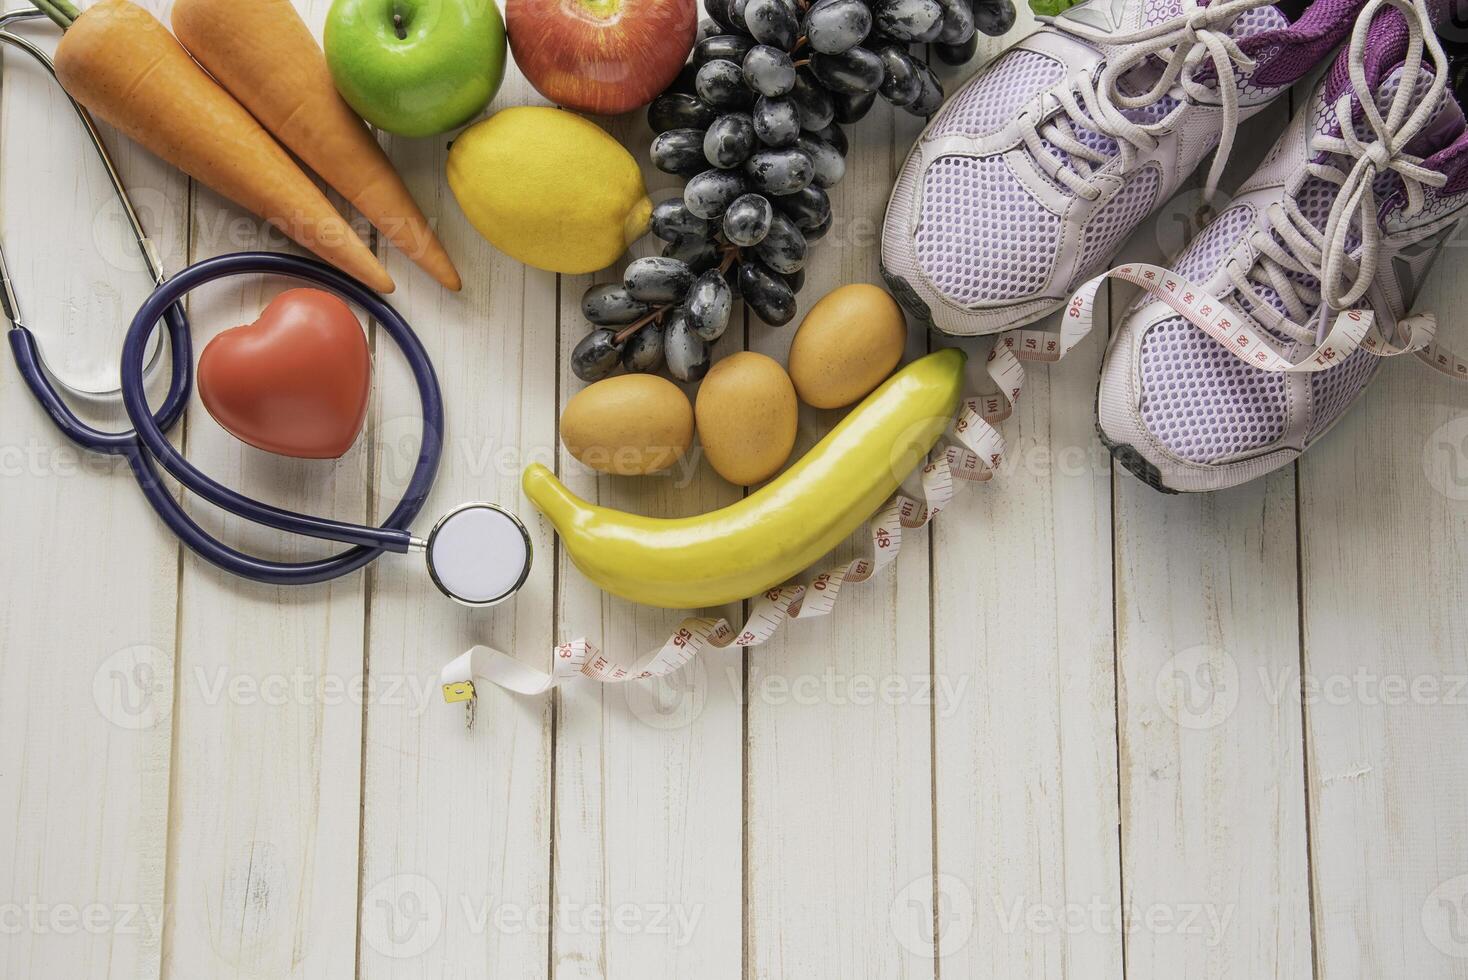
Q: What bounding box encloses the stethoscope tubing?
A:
[111,252,444,584]
[8,302,193,453]
[3,10,449,588]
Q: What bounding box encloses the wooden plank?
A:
[159,2,367,976]
[0,17,186,980]
[551,112,744,979]
[356,66,556,979]
[1112,101,1314,980]
[925,15,1124,978]
[742,91,936,979]
[1300,251,1468,978]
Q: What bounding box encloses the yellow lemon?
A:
[447,106,651,274]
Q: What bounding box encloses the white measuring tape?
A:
[440,344,1032,712]
[442,260,1466,715]
[1064,261,1468,379]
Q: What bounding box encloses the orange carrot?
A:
[52,0,395,293]
[172,0,461,291]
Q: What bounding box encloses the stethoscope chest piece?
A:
[423,502,533,607]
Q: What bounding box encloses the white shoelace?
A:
[1022,0,1278,202]
[1230,0,1449,350]
[1055,0,1468,384]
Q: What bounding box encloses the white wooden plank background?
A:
[2,2,1467,978]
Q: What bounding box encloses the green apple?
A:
[325,0,507,138]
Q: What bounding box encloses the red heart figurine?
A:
[198,289,371,459]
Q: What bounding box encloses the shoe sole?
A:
[1093,384,1179,494]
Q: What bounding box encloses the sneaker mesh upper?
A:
[1130,50,1468,467]
[915,156,1061,304]
[1075,165,1164,278]
[1174,203,1255,279]
[929,50,1066,139]
[1138,317,1291,461]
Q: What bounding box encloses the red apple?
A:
[507,0,697,116]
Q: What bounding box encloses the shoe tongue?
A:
[1301,41,1465,237]
[1374,62,1466,158]
[1325,0,1468,146]
[1041,0,1289,174]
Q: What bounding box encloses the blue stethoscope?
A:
[1,9,532,606]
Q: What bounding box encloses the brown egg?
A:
[788,284,907,408]
[560,374,693,475]
[695,352,799,486]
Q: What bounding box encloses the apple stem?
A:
[391,0,408,38]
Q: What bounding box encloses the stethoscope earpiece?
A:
[422,503,533,607]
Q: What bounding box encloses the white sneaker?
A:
[881,0,1366,335]
[1089,0,1468,491]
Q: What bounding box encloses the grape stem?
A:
[611,247,742,346]
[612,307,665,345]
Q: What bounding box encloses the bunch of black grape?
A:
[571,0,1016,385]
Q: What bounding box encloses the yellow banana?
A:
[523,348,966,609]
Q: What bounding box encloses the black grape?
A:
[878,45,923,105]
[651,128,712,176]
[583,284,652,325]
[624,256,694,304]
[755,211,807,274]
[789,67,836,131]
[665,310,713,382]
[937,0,976,43]
[875,0,945,41]
[745,147,815,195]
[743,45,797,97]
[743,0,799,48]
[804,0,872,54]
[685,168,750,218]
[704,112,757,168]
[753,96,802,146]
[973,0,1016,36]
[773,185,831,232]
[621,321,666,373]
[905,60,945,115]
[694,33,757,69]
[572,329,623,382]
[648,93,718,134]
[832,89,878,124]
[696,59,755,109]
[811,47,885,94]
[686,269,734,341]
[797,135,846,188]
[723,192,775,246]
[738,260,797,326]
[650,198,711,241]
[663,235,722,273]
